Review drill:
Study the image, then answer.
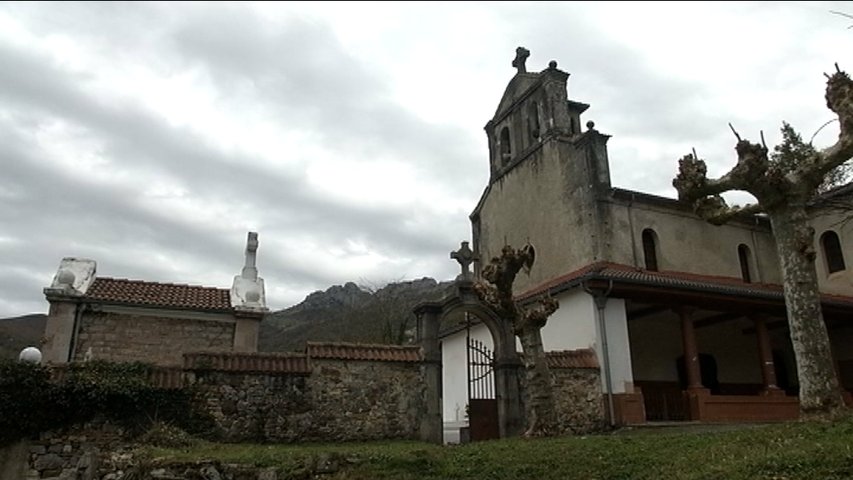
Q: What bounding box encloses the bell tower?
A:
[472,48,614,290]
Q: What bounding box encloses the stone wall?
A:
[517,362,605,434]
[550,367,605,433]
[191,347,427,443]
[74,311,234,366]
[22,421,131,480]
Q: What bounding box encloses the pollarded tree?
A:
[474,244,560,436]
[672,66,853,416]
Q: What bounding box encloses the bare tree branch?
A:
[792,71,853,188]
[729,123,742,141]
[694,199,764,226]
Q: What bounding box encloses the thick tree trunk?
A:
[519,325,557,436]
[769,205,844,415]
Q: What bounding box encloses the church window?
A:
[528,102,541,141]
[737,244,752,283]
[821,230,846,274]
[499,126,512,164]
[642,228,659,271]
[570,117,577,134]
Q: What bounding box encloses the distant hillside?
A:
[0,314,46,360]
[260,278,453,352]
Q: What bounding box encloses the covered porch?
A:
[576,263,853,424]
[626,300,853,423]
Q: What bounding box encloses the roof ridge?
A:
[306,341,419,350]
[94,276,227,290]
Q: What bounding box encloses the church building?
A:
[439,48,853,439]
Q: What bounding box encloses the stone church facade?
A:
[440,48,853,437]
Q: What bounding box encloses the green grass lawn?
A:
[142,415,853,480]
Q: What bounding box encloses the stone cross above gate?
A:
[451,241,478,281]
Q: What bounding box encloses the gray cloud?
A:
[0,7,472,315]
[0,2,848,317]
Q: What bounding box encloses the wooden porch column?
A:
[678,308,704,391]
[752,315,784,396]
[677,307,708,421]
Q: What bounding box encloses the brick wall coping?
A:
[306,341,423,363]
[183,351,311,374]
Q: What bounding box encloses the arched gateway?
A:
[413,243,524,443]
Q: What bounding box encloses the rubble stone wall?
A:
[194,358,426,443]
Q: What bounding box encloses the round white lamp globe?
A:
[18,347,42,364]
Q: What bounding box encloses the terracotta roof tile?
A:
[306,341,423,363]
[517,261,853,307]
[183,351,311,374]
[85,277,231,311]
[545,349,599,369]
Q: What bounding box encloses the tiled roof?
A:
[84,277,232,312]
[516,348,599,369]
[183,351,311,374]
[545,349,599,369]
[517,261,853,308]
[306,341,423,363]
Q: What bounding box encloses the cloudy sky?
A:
[1,1,851,317]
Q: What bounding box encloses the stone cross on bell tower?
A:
[451,241,478,281]
[512,46,530,74]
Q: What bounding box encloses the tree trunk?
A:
[769,205,844,415]
[519,325,557,436]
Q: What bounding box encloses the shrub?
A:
[0,359,215,445]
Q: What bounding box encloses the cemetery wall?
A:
[186,345,427,442]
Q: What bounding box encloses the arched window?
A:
[737,244,752,283]
[821,230,846,274]
[528,102,541,142]
[570,117,578,135]
[499,126,512,164]
[642,228,659,272]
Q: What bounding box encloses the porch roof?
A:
[517,262,853,316]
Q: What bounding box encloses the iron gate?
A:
[467,330,499,440]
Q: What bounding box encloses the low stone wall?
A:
[191,344,427,443]
[518,349,606,434]
[551,367,605,433]
[22,421,132,480]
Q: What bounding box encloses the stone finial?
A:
[512,47,530,74]
[548,60,558,70]
[451,241,478,281]
[44,258,97,298]
[231,231,267,312]
[586,120,596,131]
[242,231,259,281]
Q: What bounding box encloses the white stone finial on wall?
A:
[44,258,97,297]
[242,231,259,281]
[231,232,267,312]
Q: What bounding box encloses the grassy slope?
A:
[144,416,853,480]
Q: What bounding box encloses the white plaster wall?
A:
[593,298,633,393]
[535,289,598,352]
[440,322,493,423]
[523,291,633,393]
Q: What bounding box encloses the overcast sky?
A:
[1,1,851,317]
